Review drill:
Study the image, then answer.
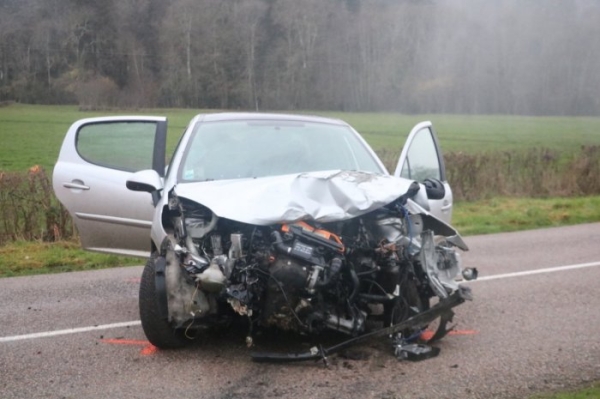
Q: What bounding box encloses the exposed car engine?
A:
[147,182,476,362]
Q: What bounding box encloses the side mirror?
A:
[424,178,445,200]
[126,169,163,193]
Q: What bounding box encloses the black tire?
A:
[139,256,190,349]
[384,278,424,328]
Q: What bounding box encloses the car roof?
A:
[198,112,348,126]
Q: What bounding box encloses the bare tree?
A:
[1,0,599,115]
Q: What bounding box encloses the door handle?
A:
[441,201,452,211]
[63,182,90,190]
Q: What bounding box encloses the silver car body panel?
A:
[53,116,166,257]
[405,199,468,251]
[172,170,416,225]
[55,113,458,258]
[394,121,453,224]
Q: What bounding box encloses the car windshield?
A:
[179,119,384,181]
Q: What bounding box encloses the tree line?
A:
[1,0,599,115]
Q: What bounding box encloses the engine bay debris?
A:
[143,171,475,364]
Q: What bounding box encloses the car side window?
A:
[77,122,157,172]
[400,128,441,182]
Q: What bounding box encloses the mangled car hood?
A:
[174,170,415,225]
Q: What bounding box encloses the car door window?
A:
[77,122,157,172]
[400,128,441,182]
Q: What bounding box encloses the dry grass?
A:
[0,166,73,245]
[2,146,600,247]
[379,145,600,201]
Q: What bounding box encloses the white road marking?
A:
[0,321,141,343]
[1,261,599,343]
[466,261,600,283]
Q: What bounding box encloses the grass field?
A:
[2,103,600,172]
[1,103,599,278]
[532,383,600,399]
[452,196,600,236]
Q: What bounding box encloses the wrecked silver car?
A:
[53,113,476,362]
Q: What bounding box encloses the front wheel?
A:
[384,278,450,342]
[139,256,190,349]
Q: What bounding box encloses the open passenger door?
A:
[394,122,453,224]
[53,117,167,257]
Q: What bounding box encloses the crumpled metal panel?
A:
[405,199,469,251]
[174,170,415,225]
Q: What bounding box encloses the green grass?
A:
[320,112,600,154]
[0,240,140,278]
[452,196,600,236]
[1,104,600,172]
[531,383,600,399]
[0,104,195,171]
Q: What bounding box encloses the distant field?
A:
[1,104,600,172]
[0,104,195,171]
[1,103,600,277]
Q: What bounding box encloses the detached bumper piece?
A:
[251,286,472,364]
[394,343,440,361]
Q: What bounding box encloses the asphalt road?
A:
[1,223,599,399]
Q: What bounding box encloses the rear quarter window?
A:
[76,122,156,172]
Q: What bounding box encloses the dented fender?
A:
[406,199,468,251]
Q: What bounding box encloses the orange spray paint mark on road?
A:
[140,345,158,355]
[420,329,478,341]
[125,278,141,284]
[101,338,157,356]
